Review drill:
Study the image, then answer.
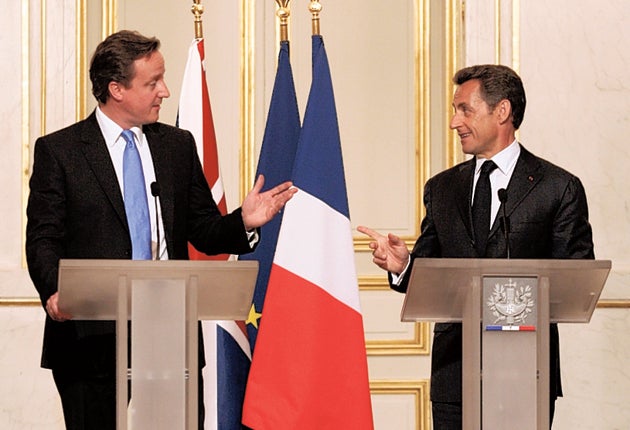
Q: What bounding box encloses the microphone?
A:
[497,188,510,259]
[150,182,161,260]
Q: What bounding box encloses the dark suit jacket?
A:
[392,145,594,403]
[26,112,255,373]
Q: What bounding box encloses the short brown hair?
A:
[89,30,161,104]
[453,64,526,130]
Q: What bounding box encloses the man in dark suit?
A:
[359,64,594,429]
[26,30,295,430]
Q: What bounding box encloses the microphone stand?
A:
[498,188,510,259]
[151,182,161,260]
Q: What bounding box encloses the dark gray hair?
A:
[453,64,526,130]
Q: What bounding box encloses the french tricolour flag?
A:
[242,35,374,429]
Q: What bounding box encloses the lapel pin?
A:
[528,175,534,182]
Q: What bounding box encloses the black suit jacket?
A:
[393,145,594,403]
[26,112,255,372]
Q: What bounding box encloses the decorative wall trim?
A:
[446,0,464,168]
[239,0,256,201]
[367,322,430,356]
[512,0,520,71]
[5,297,628,309]
[21,0,31,269]
[76,0,87,120]
[361,276,430,355]
[354,0,429,251]
[370,380,431,430]
[0,298,40,307]
[102,0,116,39]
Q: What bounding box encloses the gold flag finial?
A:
[309,1,322,36]
[192,0,204,39]
[275,0,291,42]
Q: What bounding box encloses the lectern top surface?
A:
[57,259,259,320]
[401,258,611,323]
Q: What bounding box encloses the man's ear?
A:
[108,81,124,102]
[496,99,512,125]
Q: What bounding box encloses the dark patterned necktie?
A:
[472,160,497,256]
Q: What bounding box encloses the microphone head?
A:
[150,182,161,197]
[498,188,507,203]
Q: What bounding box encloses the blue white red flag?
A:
[242,35,374,430]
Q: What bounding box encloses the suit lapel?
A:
[489,146,543,237]
[504,147,543,216]
[454,159,476,241]
[79,113,128,228]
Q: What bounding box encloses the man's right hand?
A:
[46,292,72,322]
[357,225,410,275]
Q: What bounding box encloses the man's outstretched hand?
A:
[357,225,410,275]
[241,175,297,231]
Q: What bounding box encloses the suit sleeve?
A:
[25,137,66,307]
[551,175,594,259]
[391,178,442,293]
[183,133,255,256]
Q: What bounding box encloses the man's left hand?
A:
[241,175,297,230]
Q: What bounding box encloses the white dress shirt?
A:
[95,107,168,260]
[472,139,520,226]
[392,140,521,282]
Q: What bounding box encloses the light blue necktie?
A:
[121,130,152,260]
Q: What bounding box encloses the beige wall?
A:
[1,1,628,429]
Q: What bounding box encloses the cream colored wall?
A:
[1,1,628,429]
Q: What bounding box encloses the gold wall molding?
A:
[76,0,87,120]
[0,298,40,307]
[493,0,521,71]
[512,0,520,72]
[367,322,430,356]
[21,0,31,269]
[102,0,116,39]
[446,0,464,168]
[240,0,256,200]
[360,276,430,356]
[354,0,429,251]
[370,380,430,430]
[416,0,431,229]
[5,297,628,309]
[597,300,630,309]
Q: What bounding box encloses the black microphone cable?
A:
[150,182,161,260]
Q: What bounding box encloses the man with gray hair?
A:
[359,64,594,429]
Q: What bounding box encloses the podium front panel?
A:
[130,279,186,429]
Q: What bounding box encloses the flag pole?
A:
[309,0,321,36]
[192,0,204,39]
[275,0,291,42]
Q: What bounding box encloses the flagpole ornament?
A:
[191,0,204,39]
[275,0,291,42]
[309,0,322,36]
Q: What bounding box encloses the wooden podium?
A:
[58,259,258,430]
[401,258,611,430]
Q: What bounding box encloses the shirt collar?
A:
[95,106,143,147]
[475,139,521,175]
